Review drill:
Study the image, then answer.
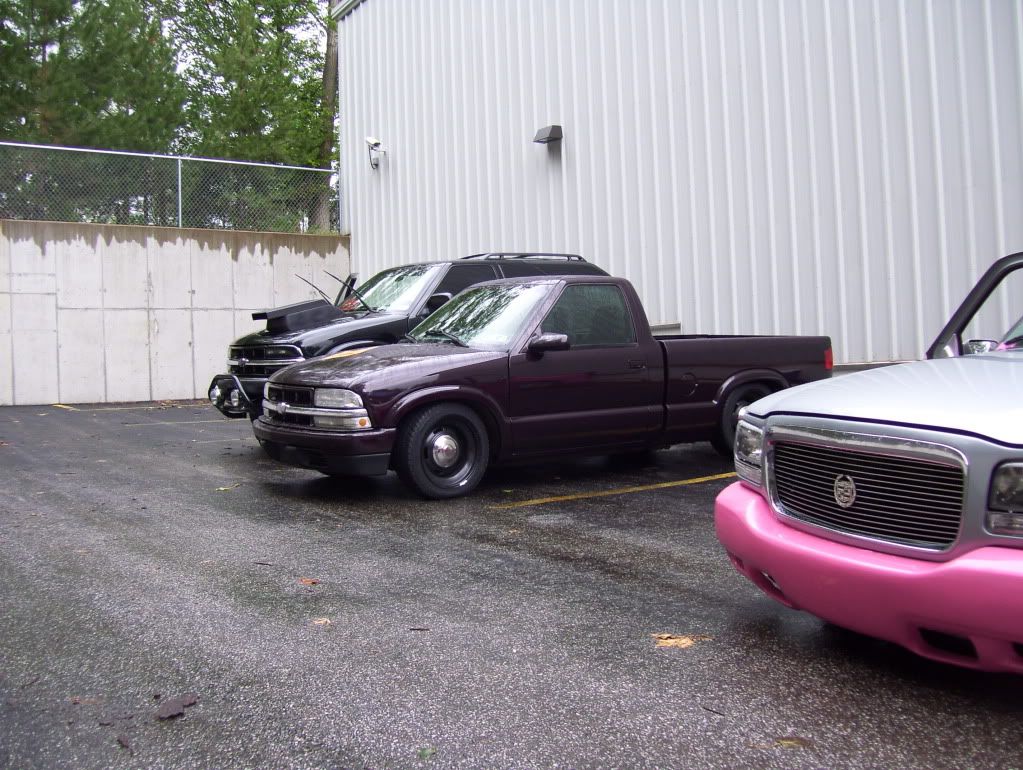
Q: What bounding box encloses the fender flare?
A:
[713,369,787,407]
[388,386,509,459]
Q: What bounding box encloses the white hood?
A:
[748,351,1023,446]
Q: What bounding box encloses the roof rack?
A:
[462,252,587,262]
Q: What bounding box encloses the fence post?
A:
[177,158,183,227]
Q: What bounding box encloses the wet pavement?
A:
[0,402,1020,769]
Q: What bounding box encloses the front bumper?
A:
[208,374,264,418]
[714,481,1023,673]
[252,418,396,476]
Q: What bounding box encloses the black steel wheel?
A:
[711,383,771,457]
[394,403,490,499]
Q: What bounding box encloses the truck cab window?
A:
[542,284,636,347]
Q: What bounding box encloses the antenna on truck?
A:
[294,274,333,304]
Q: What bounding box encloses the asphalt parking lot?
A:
[1,402,1021,769]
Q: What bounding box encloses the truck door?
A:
[507,283,662,454]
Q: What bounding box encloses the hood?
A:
[270,343,506,390]
[748,351,1023,446]
[234,311,405,347]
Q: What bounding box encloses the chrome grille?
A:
[228,345,304,376]
[265,384,313,406]
[771,440,965,549]
[263,384,314,426]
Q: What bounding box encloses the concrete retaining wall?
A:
[0,220,350,406]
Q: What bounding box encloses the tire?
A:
[393,403,490,499]
[711,383,771,457]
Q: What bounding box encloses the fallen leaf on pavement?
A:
[215,483,241,492]
[116,735,135,755]
[418,747,437,760]
[299,577,320,586]
[156,693,199,720]
[0,441,9,447]
[312,617,332,626]
[774,736,814,749]
[651,633,712,649]
[71,695,104,706]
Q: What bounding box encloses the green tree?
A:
[0,0,185,150]
[0,0,76,140]
[176,0,324,164]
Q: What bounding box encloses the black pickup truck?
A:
[253,275,833,498]
[208,253,607,418]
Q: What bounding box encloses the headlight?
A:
[734,419,764,487]
[987,463,1023,536]
[314,388,364,408]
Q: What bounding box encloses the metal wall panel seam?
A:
[822,0,850,359]
[716,1,738,333]
[799,0,825,338]
[896,0,926,356]
[681,0,701,333]
[872,0,899,359]
[597,3,617,280]
[612,4,631,281]
[737,1,761,333]
[560,2,582,264]
[756,0,780,335]
[661,0,685,331]
[645,0,668,325]
[924,0,950,322]
[778,0,803,335]
[697,0,718,332]
[982,0,1009,329]
[846,0,874,361]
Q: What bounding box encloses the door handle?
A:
[626,360,647,370]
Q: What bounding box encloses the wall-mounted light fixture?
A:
[365,136,385,169]
[533,125,563,144]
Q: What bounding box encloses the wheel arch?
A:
[389,386,507,461]
[713,369,787,408]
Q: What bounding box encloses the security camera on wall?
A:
[365,137,385,169]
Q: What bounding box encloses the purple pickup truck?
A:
[716,252,1023,672]
[253,275,832,498]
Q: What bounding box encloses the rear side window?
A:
[435,264,500,296]
[541,284,636,347]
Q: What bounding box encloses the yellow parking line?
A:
[489,471,737,510]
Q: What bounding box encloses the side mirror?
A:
[527,333,570,355]
[424,292,452,314]
[964,339,998,355]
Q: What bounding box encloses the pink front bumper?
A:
[714,481,1023,673]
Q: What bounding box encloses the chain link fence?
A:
[0,141,339,234]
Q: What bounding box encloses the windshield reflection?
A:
[339,264,444,312]
[409,283,552,350]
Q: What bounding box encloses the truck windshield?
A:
[408,283,552,350]
[339,264,444,312]
[999,314,1023,350]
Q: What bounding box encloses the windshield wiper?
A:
[422,330,469,347]
[325,270,376,312]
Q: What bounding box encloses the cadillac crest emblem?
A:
[833,474,856,508]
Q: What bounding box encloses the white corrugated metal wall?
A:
[337,0,1023,363]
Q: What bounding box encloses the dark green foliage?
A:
[0,0,339,231]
